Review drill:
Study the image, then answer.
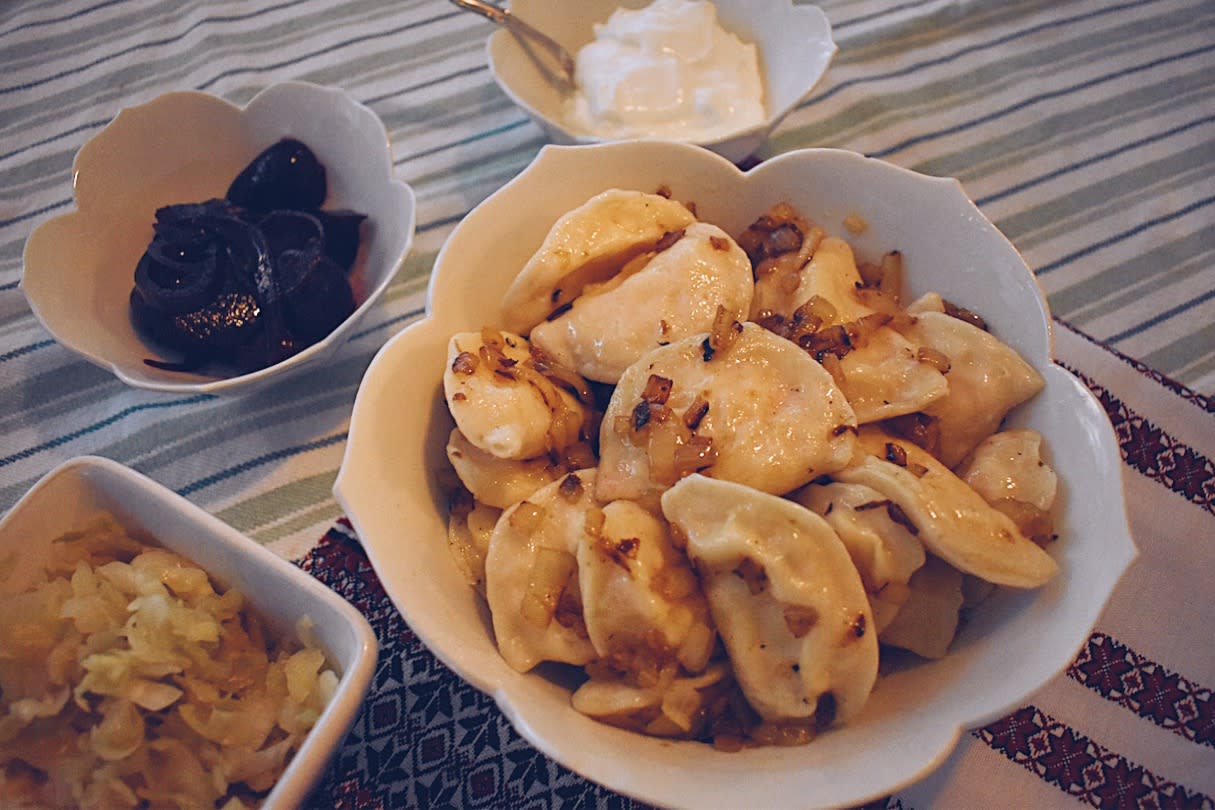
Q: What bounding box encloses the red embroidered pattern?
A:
[1063,363,1215,514]
[976,705,1213,808]
[1070,632,1215,749]
[1055,318,1215,415]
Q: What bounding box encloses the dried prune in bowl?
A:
[259,210,325,257]
[314,209,367,271]
[277,248,356,345]
[226,138,327,214]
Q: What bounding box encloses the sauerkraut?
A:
[0,514,337,808]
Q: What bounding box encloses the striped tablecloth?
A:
[1,1,1212,807]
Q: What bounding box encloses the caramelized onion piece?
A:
[942,299,989,331]
[882,412,942,458]
[991,498,1056,546]
[917,346,952,373]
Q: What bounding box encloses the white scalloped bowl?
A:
[21,81,416,396]
[488,0,836,163]
[335,142,1135,809]
[1,456,377,808]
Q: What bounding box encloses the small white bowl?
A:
[488,0,836,163]
[335,142,1135,809]
[1,455,377,809]
[21,81,416,396]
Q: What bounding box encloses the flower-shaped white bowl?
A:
[334,142,1135,809]
[21,81,416,396]
[488,0,836,163]
[1,456,377,807]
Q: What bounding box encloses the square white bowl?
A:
[488,0,836,163]
[20,81,416,396]
[1,456,377,809]
[335,141,1136,809]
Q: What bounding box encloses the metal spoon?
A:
[450,0,577,90]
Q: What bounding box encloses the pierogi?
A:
[530,222,754,383]
[438,190,1063,750]
[596,322,857,505]
[500,189,698,334]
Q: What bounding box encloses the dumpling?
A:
[832,325,950,424]
[597,322,857,504]
[792,481,926,633]
[661,475,878,727]
[571,663,730,737]
[755,236,948,423]
[877,555,965,660]
[577,499,714,675]
[957,428,1059,546]
[899,311,1044,467]
[500,189,698,333]
[446,494,501,595]
[530,222,754,383]
[783,236,876,324]
[957,429,1058,512]
[446,428,590,509]
[444,329,595,460]
[745,203,823,321]
[484,470,599,672]
[834,428,1058,588]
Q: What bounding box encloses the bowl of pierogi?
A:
[335,141,1134,809]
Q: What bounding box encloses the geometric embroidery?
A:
[1070,632,1215,749]
[298,524,644,809]
[976,704,1213,809]
[1061,362,1215,515]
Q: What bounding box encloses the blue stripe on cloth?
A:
[194,10,463,92]
[0,394,213,469]
[868,42,1215,160]
[0,0,309,96]
[974,112,1215,208]
[1036,193,1215,276]
[176,431,346,496]
[831,0,940,32]
[0,118,106,163]
[394,119,529,166]
[0,338,54,364]
[800,0,1157,111]
[0,197,71,230]
[1106,286,1215,344]
[0,0,129,41]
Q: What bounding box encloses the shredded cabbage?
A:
[0,513,338,808]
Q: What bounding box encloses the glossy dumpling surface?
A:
[485,470,599,672]
[530,222,754,383]
[500,189,697,333]
[444,330,592,460]
[577,499,714,674]
[900,311,1045,467]
[597,322,857,504]
[661,475,878,726]
[835,428,1058,588]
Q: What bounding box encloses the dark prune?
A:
[132,138,365,376]
[226,138,326,214]
[259,210,324,258]
[313,209,367,271]
[133,239,220,314]
[277,248,356,346]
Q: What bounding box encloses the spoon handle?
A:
[449,0,575,85]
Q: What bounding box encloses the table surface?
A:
[1,1,1212,807]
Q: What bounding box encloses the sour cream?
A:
[565,0,766,142]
